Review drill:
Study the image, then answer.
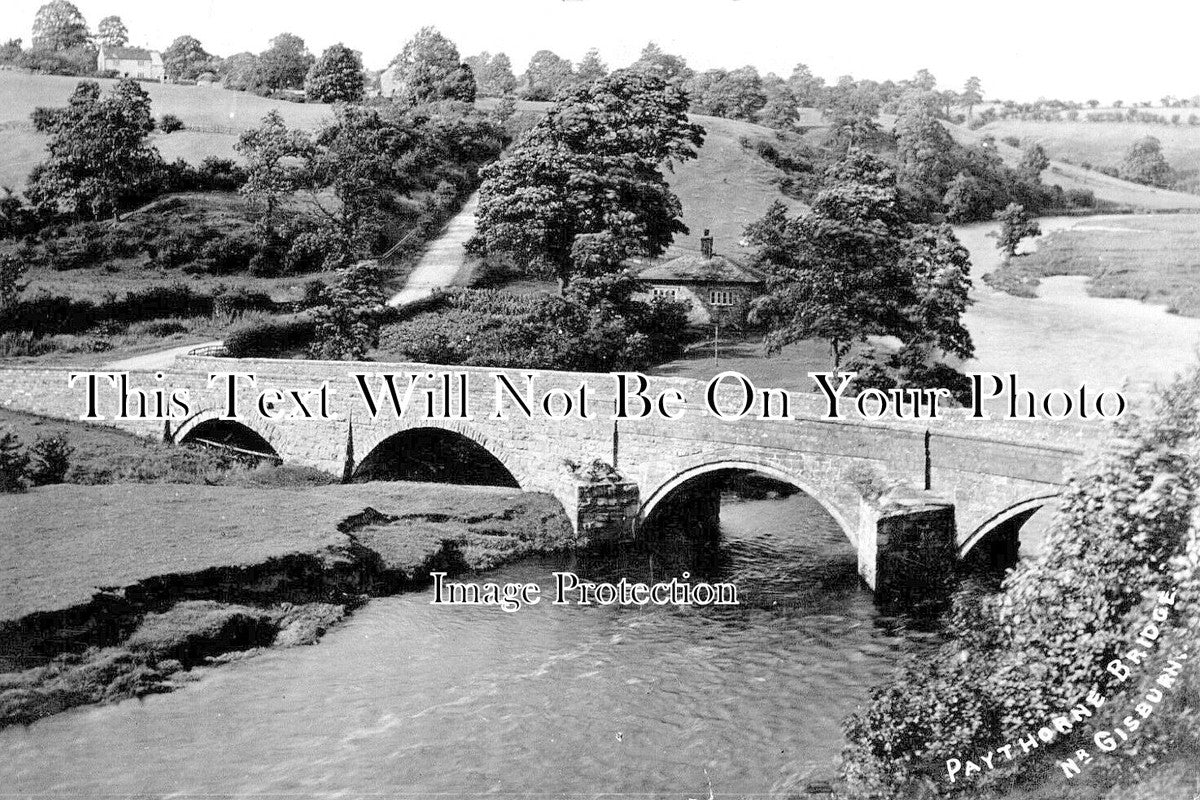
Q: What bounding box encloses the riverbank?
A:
[0,481,573,727]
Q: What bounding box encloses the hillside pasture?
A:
[976,118,1200,175]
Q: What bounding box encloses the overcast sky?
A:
[1,0,1197,103]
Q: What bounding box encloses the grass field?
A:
[0,70,337,191]
[976,118,1200,173]
[984,214,1200,315]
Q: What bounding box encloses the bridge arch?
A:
[639,460,858,547]
[173,411,282,461]
[352,421,526,488]
[959,493,1058,559]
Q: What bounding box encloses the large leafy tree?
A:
[464,51,517,97]
[628,42,693,84]
[27,79,160,219]
[220,52,258,90]
[31,1,88,52]
[747,150,974,374]
[309,260,386,360]
[825,77,881,151]
[162,35,212,82]
[95,15,127,48]
[520,50,575,101]
[575,48,608,83]
[387,27,472,104]
[472,69,704,289]
[787,63,826,107]
[255,33,313,91]
[961,75,983,120]
[1120,135,1172,187]
[758,74,798,129]
[235,110,311,236]
[305,43,364,103]
[894,89,957,207]
[690,66,767,120]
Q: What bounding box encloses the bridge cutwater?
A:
[0,355,1109,604]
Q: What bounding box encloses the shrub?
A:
[222,314,316,358]
[0,427,29,492]
[158,114,184,133]
[27,432,72,486]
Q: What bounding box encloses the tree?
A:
[27,433,72,485]
[96,15,127,48]
[758,74,798,129]
[386,27,472,104]
[520,50,575,101]
[27,79,160,219]
[993,202,1040,257]
[825,77,881,151]
[942,171,990,222]
[961,76,983,120]
[911,68,937,91]
[305,43,364,103]
[0,254,27,316]
[309,260,385,360]
[31,1,88,52]
[787,63,825,107]
[894,89,956,205]
[1120,135,1171,187]
[0,39,22,65]
[162,35,212,82]
[0,428,28,493]
[575,48,608,83]
[464,51,516,96]
[220,51,258,90]
[1018,142,1049,179]
[472,70,703,289]
[628,42,693,84]
[747,149,974,373]
[691,66,766,120]
[235,110,310,236]
[255,33,313,91]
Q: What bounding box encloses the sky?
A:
[1,0,1198,103]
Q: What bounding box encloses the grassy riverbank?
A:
[0,478,572,727]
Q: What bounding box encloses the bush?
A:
[27,432,72,486]
[158,114,184,133]
[222,314,316,358]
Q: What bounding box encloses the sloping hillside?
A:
[0,70,336,190]
[975,118,1200,173]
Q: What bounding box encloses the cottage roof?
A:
[636,251,765,285]
[102,46,156,61]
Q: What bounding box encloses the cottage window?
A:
[709,290,733,306]
[652,287,677,299]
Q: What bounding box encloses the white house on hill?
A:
[97,46,165,82]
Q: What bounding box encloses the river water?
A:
[0,494,943,800]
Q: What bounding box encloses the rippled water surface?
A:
[0,494,943,799]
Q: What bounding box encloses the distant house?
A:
[634,230,766,326]
[96,46,164,82]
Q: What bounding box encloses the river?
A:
[0,494,942,799]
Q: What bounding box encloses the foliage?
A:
[308,260,386,360]
[628,42,693,84]
[220,51,259,91]
[0,38,23,64]
[0,254,28,315]
[841,369,1200,797]
[379,282,690,372]
[758,75,799,130]
[31,1,89,52]
[1019,142,1050,179]
[994,202,1041,257]
[687,66,767,121]
[16,45,94,76]
[26,79,161,219]
[575,49,608,83]
[304,43,364,103]
[387,27,473,104]
[472,69,703,287]
[825,77,882,151]
[162,35,213,82]
[0,428,30,492]
[254,33,314,92]
[223,314,316,358]
[895,89,958,208]
[1119,136,1171,188]
[235,110,311,235]
[27,432,72,486]
[746,150,974,382]
[95,16,128,48]
[158,113,184,134]
[464,51,517,97]
[520,49,575,101]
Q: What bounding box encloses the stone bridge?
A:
[0,356,1110,602]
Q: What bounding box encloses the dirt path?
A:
[955,216,1200,401]
[386,192,479,307]
[104,340,223,371]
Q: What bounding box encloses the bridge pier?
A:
[858,490,958,606]
[567,461,640,546]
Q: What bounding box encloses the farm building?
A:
[634,230,766,326]
[97,46,165,81]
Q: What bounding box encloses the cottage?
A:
[635,230,765,326]
[96,46,165,82]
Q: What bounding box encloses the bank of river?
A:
[0,492,942,799]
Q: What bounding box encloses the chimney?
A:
[700,229,713,259]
